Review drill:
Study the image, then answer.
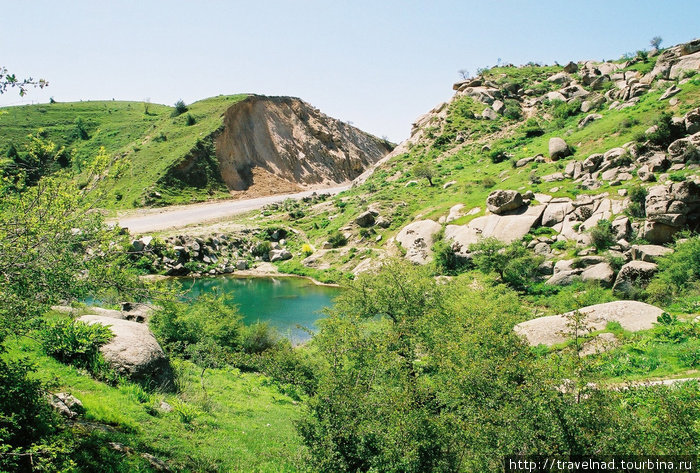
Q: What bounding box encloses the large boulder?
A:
[612,261,658,295]
[395,220,442,265]
[78,315,174,391]
[548,137,571,160]
[445,205,545,249]
[269,249,292,262]
[630,244,673,263]
[514,301,664,346]
[354,211,376,228]
[581,262,615,287]
[486,190,524,215]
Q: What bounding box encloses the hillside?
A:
[0,95,393,208]
[221,39,700,280]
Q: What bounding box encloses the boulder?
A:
[269,249,292,262]
[481,108,498,120]
[545,270,582,286]
[580,333,620,356]
[547,72,571,84]
[396,220,442,264]
[492,100,505,114]
[354,211,376,228]
[78,315,174,391]
[48,393,84,419]
[548,137,571,160]
[581,262,615,287]
[578,113,602,129]
[630,244,673,263]
[642,220,679,244]
[612,261,658,294]
[514,301,664,346]
[563,61,579,73]
[445,205,546,248]
[486,190,524,215]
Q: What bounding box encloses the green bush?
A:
[589,219,615,252]
[327,231,347,248]
[251,240,272,257]
[150,292,243,354]
[184,113,196,126]
[551,98,582,120]
[489,149,508,163]
[241,321,279,354]
[627,185,647,218]
[39,318,113,374]
[172,99,188,117]
[647,236,700,304]
[469,238,542,289]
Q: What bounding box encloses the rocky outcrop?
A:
[395,220,442,265]
[215,96,393,192]
[514,301,664,346]
[644,181,700,243]
[79,315,174,391]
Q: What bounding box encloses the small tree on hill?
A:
[650,36,663,50]
[413,162,436,186]
[172,99,188,117]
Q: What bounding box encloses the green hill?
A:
[0,95,248,207]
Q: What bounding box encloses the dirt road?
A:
[111,185,350,234]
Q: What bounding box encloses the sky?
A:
[1,0,699,143]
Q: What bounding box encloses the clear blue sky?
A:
[1,0,698,142]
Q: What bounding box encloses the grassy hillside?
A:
[0,95,248,208]
[5,333,305,472]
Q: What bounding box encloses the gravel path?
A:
[111,185,350,234]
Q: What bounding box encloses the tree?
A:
[413,162,436,186]
[457,68,469,80]
[172,99,188,117]
[0,66,47,96]
[650,36,663,50]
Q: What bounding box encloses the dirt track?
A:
[111,185,350,234]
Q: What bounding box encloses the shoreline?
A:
[140,262,342,288]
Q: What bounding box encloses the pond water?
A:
[171,276,341,343]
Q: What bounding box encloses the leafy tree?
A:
[413,162,436,186]
[469,237,542,289]
[650,36,663,50]
[589,219,615,252]
[172,99,188,117]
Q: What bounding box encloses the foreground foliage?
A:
[298,260,699,472]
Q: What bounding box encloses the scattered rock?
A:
[269,249,292,262]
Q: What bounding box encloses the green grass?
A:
[5,335,305,472]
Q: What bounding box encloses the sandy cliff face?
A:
[214,95,393,194]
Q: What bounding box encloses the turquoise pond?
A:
[171,276,341,343]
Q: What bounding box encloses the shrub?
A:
[327,231,347,248]
[627,185,648,218]
[39,318,113,374]
[241,322,280,354]
[481,176,496,188]
[669,172,685,182]
[432,238,462,274]
[185,113,196,126]
[301,243,314,257]
[645,112,682,148]
[469,238,541,289]
[551,99,582,120]
[489,149,508,163]
[589,219,615,251]
[251,240,272,257]
[522,118,544,137]
[647,237,700,303]
[172,99,188,117]
[150,292,243,354]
